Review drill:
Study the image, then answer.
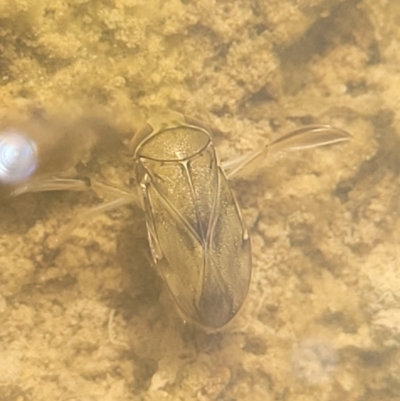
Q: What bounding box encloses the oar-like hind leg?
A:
[222,125,351,179]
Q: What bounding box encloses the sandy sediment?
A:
[0,0,399,400]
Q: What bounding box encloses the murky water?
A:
[0,0,399,400]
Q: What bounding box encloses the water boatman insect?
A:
[6,110,351,330]
[128,111,350,329]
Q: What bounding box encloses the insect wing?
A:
[137,130,251,329]
[198,165,252,329]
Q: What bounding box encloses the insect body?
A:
[5,110,351,330]
[130,112,252,329]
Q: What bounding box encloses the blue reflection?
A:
[0,131,38,184]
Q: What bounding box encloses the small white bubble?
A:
[0,131,38,184]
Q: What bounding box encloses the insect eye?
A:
[0,131,38,184]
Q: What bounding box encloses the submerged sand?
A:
[0,0,399,400]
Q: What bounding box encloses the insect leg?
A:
[223,125,351,179]
[11,177,92,196]
[49,181,139,248]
